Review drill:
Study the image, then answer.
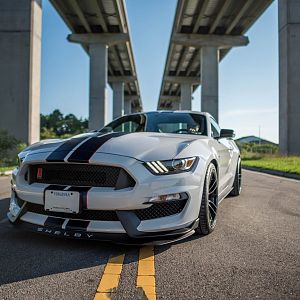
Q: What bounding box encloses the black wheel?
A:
[230,157,242,196]
[196,163,218,236]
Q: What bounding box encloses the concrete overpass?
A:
[158,0,300,155]
[0,0,142,144]
[0,0,299,155]
[157,0,274,115]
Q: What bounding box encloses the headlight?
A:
[145,157,197,175]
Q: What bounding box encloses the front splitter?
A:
[10,218,199,246]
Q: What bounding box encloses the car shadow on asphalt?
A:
[154,234,203,254]
[0,197,203,286]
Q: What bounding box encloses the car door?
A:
[209,118,233,195]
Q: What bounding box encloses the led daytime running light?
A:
[145,157,196,174]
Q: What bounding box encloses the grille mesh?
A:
[26,200,187,221]
[135,200,187,220]
[28,164,135,188]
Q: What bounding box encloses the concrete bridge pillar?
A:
[172,100,181,110]
[112,81,124,120]
[68,33,129,130]
[201,46,219,122]
[124,98,132,115]
[89,43,108,130]
[279,0,300,155]
[180,83,193,110]
[0,0,42,144]
[172,33,248,121]
[164,77,199,111]
[124,95,141,114]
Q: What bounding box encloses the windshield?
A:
[100,112,207,136]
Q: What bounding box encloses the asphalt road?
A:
[0,170,299,300]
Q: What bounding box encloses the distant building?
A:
[235,136,277,145]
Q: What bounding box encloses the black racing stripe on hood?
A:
[67,132,127,163]
[46,136,90,162]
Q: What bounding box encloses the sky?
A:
[41,0,279,142]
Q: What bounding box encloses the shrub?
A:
[0,131,26,167]
[236,141,279,160]
[40,109,88,138]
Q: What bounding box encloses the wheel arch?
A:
[210,159,219,177]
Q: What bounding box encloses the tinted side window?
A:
[100,114,146,133]
[210,118,221,138]
[114,120,139,133]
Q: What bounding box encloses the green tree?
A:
[0,130,17,159]
[0,130,26,167]
[40,109,88,138]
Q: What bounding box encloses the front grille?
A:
[26,200,187,221]
[28,163,135,189]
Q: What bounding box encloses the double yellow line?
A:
[94,253,125,299]
[94,246,156,300]
[137,246,156,299]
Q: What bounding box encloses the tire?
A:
[230,157,242,197]
[196,163,218,236]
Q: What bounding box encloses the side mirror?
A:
[219,129,235,139]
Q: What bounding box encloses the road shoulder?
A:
[242,166,300,180]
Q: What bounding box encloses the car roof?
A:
[130,111,212,118]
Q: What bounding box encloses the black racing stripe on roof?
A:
[46,136,90,162]
[67,132,127,163]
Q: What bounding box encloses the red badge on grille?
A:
[37,168,43,179]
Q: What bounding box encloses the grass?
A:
[242,155,300,175]
[0,165,16,173]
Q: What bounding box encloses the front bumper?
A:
[8,190,199,245]
[8,205,199,245]
[10,216,199,245]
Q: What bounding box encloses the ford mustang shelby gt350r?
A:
[8,111,242,244]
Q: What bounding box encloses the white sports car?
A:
[8,111,242,244]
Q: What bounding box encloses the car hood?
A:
[97,132,206,161]
[22,132,208,162]
[20,133,94,157]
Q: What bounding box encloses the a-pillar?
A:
[180,83,193,110]
[112,81,124,120]
[0,0,42,144]
[278,0,300,155]
[89,43,108,130]
[201,46,219,122]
